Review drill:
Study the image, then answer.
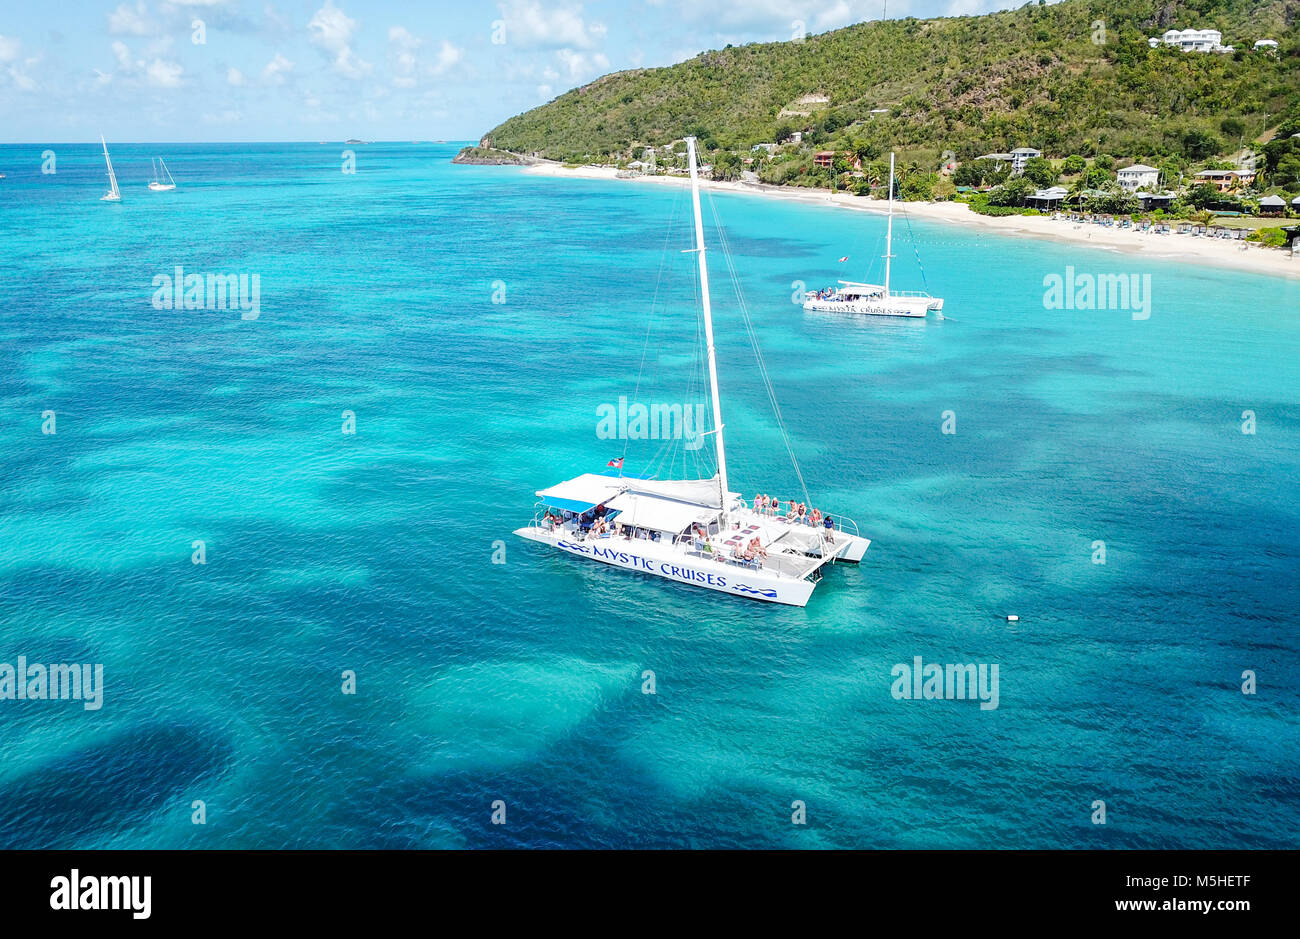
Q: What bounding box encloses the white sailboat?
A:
[100,135,121,202]
[804,153,943,318]
[514,137,871,607]
[148,156,176,192]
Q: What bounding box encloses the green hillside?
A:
[481,0,1299,168]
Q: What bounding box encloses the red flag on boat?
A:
[838,256,849,262]
[607,457,624,468]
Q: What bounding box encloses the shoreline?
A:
[521,162,1300,281]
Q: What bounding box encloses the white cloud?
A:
[105,39,183,87]
[202,109,245,124]
[556,48,608,80]
[226,66,246,85]
[387,27,462,85]
[944,0,997,15]
[676,0,913,35]
[0,34,21,63]
[4,40,39,93]
[433,40,463,75]
[308,2,371,78]
[145,58,183,86]
[261,52,293,84]
[389,24,422,84]
[497,1,605,50]
[108,1,155,37]
[111,40,135,70]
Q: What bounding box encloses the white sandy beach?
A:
[522,162,1300,281]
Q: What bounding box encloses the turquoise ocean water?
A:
[0,142,1296,848]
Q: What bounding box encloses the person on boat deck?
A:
[753,494,762,513]
[823,513,835,543]
[786,501,798,521]
[810,507,822,528]
[797,502,807,524]
[747,536,766,560]
[591,516,607,537]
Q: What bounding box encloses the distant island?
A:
[451,146,536,166]
[345,139,369,145]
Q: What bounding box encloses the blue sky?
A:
[0,0,1016,142]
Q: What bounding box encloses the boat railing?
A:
[824,513,860,539]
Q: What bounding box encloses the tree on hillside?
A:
[850,139,880,165]
[952,162,983,187]
[987,176,1034,207]
[1023,157,1058,187]
[711,151,744,181]
[953,158,1009,188]
[900,171,938,201]
[1185,184,1221,209]
[1261,134,1300,189]
[1062,154,1086,175]
[1082,166,1111,189]
[1182,130,1221,161]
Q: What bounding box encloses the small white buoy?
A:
[1006,614,1020,622]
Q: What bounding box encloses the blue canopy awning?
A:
[540,495,600,514]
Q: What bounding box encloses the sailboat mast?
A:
[685,137,730,529]
[101,135,118,195]
[884,152,895,298]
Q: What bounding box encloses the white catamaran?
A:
[514,137,871,607]
[148,156,176,192]
[100,135,121,203]
[803,153,942,318]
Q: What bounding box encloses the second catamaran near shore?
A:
[514,137,871,607]
[804,153,943,318]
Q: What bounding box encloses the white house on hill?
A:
[1117,164,1160,192]
[1010,147,1041,172]
[1153,29,1233,53]
[977,148,1041,174]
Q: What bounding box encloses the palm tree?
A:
[864,159,889,191]
[1065,178,1087,208]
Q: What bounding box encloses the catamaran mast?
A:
[685,137,730,530]
[884,152,895,299]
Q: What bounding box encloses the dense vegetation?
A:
[449,146,535,165]
[482,0,1299,173]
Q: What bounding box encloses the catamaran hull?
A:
[803,298,934,317]
[513,527,818,606]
